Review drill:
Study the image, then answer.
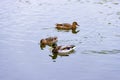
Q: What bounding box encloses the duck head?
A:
[72,22,79,29]
[73,22,79,26]
[40,39,47,45]
[40,39,47,50]
[51,43,60,53]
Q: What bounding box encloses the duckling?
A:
[40,37,58,49]
[56,21,79,30]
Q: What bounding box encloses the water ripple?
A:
[83,49,120,54]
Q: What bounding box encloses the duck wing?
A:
[58,45,75,54]
[61,45,75,50]
[62,23,72,27]
[56,23,72,28]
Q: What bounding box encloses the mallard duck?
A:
[40,37,58,49]
[49,44,75,60]
[52,44,75,56]
[56,22,79,30]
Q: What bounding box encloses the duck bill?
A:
[77,24,80,26]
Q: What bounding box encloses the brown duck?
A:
[40,37,58,49]
[56,21,79,30]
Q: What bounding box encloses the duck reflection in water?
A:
[72,29,80,34]
[55,21,80,34]
[49,43,76,61]
[40,37,58,50]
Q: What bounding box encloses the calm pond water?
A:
[0,0,120,80]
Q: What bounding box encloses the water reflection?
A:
[56,28,80,34]
[72,29,80,34]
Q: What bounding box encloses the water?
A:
[0,0,120,80]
